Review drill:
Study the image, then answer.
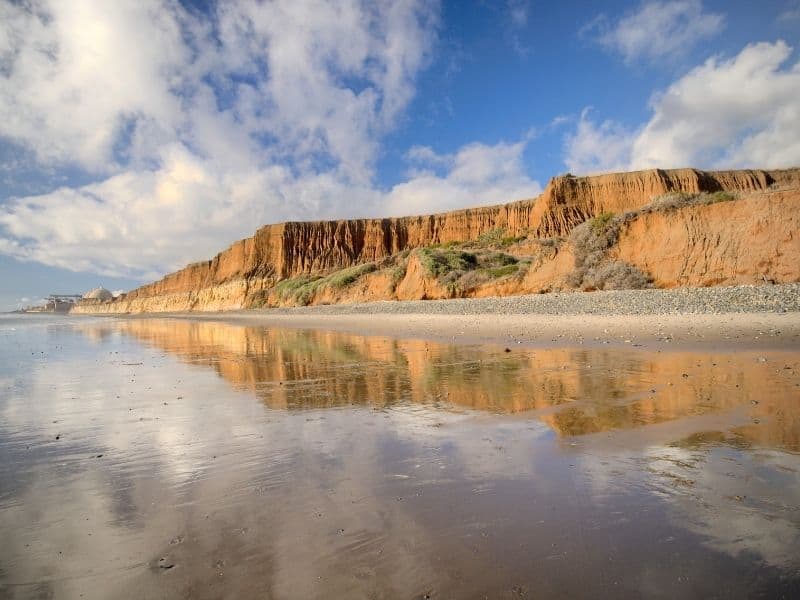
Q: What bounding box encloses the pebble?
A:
[259,283,800,317]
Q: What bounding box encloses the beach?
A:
[3,2,799,597]
[2,296,799,598]
[156,284,800,351]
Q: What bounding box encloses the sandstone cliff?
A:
[72,167,800,314]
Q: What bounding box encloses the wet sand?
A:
[1,314,799,598]
[178,310,800,351]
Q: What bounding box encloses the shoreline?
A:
[196,311,800,351]
[98,285,800,352]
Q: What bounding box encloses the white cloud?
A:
[0,145,369,279]
[0,138,541,278]
[506,0,530,28]
[778,1,800,23]
[586,0,724,65]
[386,140,541,216]
[632,41,800,169]
[0,0,439,181]
[209,0,440,182]
[564,108,635,175]
[405,145,453,168]
[564,41,800,174]
[503,0,532,56]
[0,0,188,172]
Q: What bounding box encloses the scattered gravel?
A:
[256,283,800,316]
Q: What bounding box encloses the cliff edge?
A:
[72,167,800,313]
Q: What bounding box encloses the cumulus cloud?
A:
[387,140,540,216]
[0,0,188,172]
[564,109,635,175]
[585,0,724,65]
[0,138,539,278]
[632,40,800,168]
[564,41,800,174]
[0,146,300,278]
[0,0,438,181]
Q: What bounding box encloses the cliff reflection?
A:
[3,316,799,597]
[83,319,800,450]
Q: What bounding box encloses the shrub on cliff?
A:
[477,228,505,246]
[567,212,651,291]
[420,248,478,277]
[644,190,738,213]
[274,274,323,302]
[418,246,524,294]
[582,261,650,290]
[480,251,518,268]
[474,227,527,248]
[486,264,519,278]
[271,262,378,306]
[569,212,621,277]
[328,263,377,288]
[389,265,407,291]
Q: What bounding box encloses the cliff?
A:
[72,167,800,313]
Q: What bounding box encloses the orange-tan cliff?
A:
[72,167,800,313]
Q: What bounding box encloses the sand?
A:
[3,311,800,597]
[133,310,800,352]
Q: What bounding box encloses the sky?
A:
[1,0,798,311]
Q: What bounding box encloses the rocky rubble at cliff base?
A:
[256,283,800,316]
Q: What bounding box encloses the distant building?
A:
[22,294,83,313]
[82,287,113,302]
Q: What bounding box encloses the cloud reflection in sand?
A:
[1,316,798,598]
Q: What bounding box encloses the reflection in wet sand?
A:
[0,316,799,599]
[103,318,800,450]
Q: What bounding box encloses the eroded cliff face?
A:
[529,167,794,238]
[72,167,799,314]
[615,189,799,288]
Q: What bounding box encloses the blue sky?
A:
[1,0,798,311]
